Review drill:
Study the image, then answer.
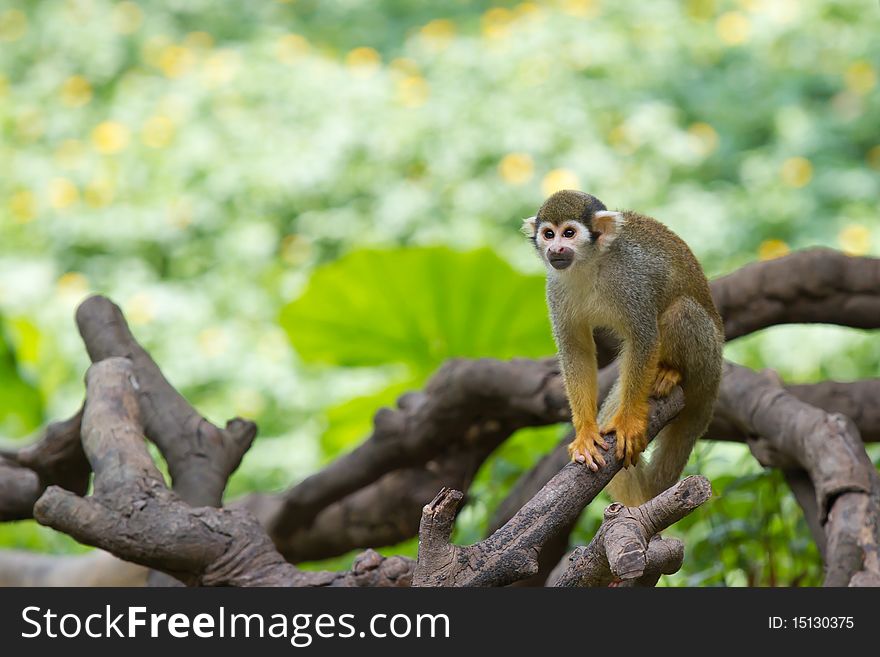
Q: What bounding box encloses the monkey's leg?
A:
[559,327,608,471]
[651,363,681,398]
[600,332,659,468]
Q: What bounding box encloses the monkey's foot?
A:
[601,412,648,468]
[567,429,610,472]
[651,364,682,398]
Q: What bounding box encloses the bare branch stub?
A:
[0,410,86,521]
[554,475,711,587]
[75,295,255,507]
[412,388,685,587]
[32,357,411,587]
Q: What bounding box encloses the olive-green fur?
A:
[530,190,724,506]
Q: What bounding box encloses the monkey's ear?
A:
[521,216,537,238]
[591,211,624,251]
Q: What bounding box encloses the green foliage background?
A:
[1,0,878,585]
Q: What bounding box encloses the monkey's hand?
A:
[567,426,609,472]
[601,409,648,468]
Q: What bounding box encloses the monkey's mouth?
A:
[548,254,574,270]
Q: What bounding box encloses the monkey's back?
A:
[618,211,723,335]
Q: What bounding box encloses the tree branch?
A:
[711,248,880,340]
[32,357,411,587]
[412,388,685,587]
[0,411,86,521]
[716,362,880,586]
[270,357,569,538]
[554,475,711,587]
[76,296,255,507]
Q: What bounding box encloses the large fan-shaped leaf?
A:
[280,247,554,375]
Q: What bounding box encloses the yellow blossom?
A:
[688,122,719,157]
[60,75,92,108]
[0,9,27,42]
[716,12,750,45]
[515,3,543,21]
[56,272,89,300]
[84,176,116,208]
[203,50,241,86]
[233,388,266,418]
[198,327,229,358]
[184,31,214,50]
[481,7,514,40]
[111,2,143,35]
[419,19,456,49]
[499,153,535,185]
[686,0,716,21]
[8,190,36,224]
[157,45,195,78]
[390,58,420,76]
[275,34,310,64]
[346,47,381,77]
[541,168,580,196]
[91,121,130,154]
[838,224,870,256]
[844,60,876,95]
[560,0,601,19]
[395,75,429,108]
[758,239,790,261]
[780,156,812,188]
[125,293,156,325]
[47,177,80,210]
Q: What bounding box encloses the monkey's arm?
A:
[558,326,607,470]
[601,322,659,467]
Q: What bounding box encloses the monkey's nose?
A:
[548,247,574,270]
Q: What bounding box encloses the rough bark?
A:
[32,357,412,587]
[711,248,880,340]
[269,356,570,538]
[76,295,255,507]
[554,475,711,587]
[715,362,880,586]
[0,411,86,520]
[412,388,685,587]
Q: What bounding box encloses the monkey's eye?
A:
[562,228,576,238]
[543,229,555,239]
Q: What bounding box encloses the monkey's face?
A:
[532,219,591,270]
[521,190,624,272]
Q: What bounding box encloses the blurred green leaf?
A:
[320,377,416,460]
[0,316,42,438]
[280,246,554,375]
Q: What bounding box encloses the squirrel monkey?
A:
[523,190,723,506]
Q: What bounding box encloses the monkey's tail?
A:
[604,385,715,507]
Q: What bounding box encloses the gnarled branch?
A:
[32,357,411,587]
[412,389,685,587]
[554,475,711,587]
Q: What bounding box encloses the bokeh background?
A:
[1,0,878,585]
